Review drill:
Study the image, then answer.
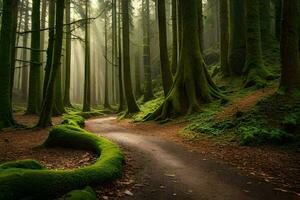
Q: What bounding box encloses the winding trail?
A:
[86,116,297,200]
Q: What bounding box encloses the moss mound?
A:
[0,117,124,200]
[61,114,85,127]
[57,186,97,200]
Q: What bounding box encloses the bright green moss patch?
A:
[62,114,85,127]
[0,117,124,200]
[57,186,97,200]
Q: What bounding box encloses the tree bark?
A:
[21,0,29,100]
[27,0,42,115]
[279,0,300,91]
[143,0,154,101]
[0,0,18,129]
[220,0,230,76]
[147,0,223,120]
[228,0,246,76]
[122,0,140,114]
[63,0,72,107]
[171,0,178,74]
[244,0,273,87]
[83,0,91,112]
[157,0,173,96]
[37,0,65,128]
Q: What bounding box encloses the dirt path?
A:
[86,116,298,200]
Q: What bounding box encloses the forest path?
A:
[86,116,297,200]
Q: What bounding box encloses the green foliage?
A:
[57,186,97,200]
[0,115,124,200]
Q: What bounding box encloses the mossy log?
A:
[0,124,124,200]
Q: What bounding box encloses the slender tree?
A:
[118,0,125,112]
[104,5,110,109]
[21,0,30,100]
[135,51,142,98]
[83,0,91,112]
[147,0,223,120]
[220,0,230,76]
[63,0,72,107]
[273,0,282,41]
[27,0,42,114]
[37,0,65,127]
[143,0,154,101]
[279,0,300,92]
[0,0,18,129]
[228,0,246,76]
[157,0,173,96]
[122,0,140,114]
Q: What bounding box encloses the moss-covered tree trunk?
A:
[244,0,273,87]
[37,0,65,128]
[157,0,173,96]
[63,0,72,107]
[279,0,300,92]
[143,0,154,102]
[0,0,18,129]
[147,0,223,120]
[220,0,230,76]
[122,0,140,114]
[228,0,246,76]
[83,0,91,112]
[21,0,30,100]
[171,0,178,74]
[27,0,42,114]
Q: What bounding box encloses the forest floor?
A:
[0,84,299,199]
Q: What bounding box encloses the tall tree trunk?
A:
[104,8,110,109]
[273,0,282,42]
[135,51,142,98]
[171,0,178,74]
[147,0,223,120]
[40,0,46,83]
[52,64,65,115]
[27,0,41,114]
[157,0,173,96]
[198,0,204,52]
[143,0,154,101]
[259,0,273,48]
[21,0,29,100]
[279,0,300,92]
[118,0,125,112]
[0,0,18,129]
[37,0,65,128]
[228,0,246,76]
[122,0,140,114]
[43,0,55,98]
[220,0,229,76]
[63,0,72,107]
[112,0,117,104]
[10,0,20,101]
[83,0,91,112]
[244,0,273,87]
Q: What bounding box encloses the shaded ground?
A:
[86,117,299,200]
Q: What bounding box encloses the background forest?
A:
[0,0,299,199]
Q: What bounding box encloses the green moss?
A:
[0,160,44,170]
[61,114,85,127]
[0,118,124,200]
[57,186,97,200]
